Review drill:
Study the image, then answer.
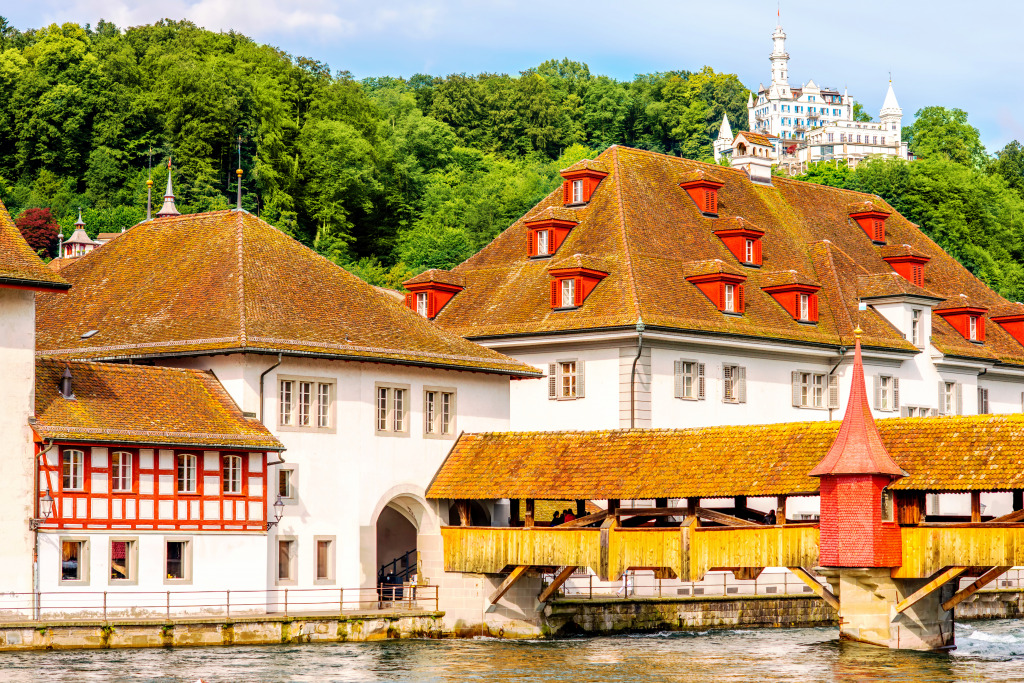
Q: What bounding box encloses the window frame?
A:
[164,537,193,585]
[276,536,298,586]
[415,291,429,317]
[560,278,576,309]
[423,387,457,439]
[278,375,336,433]
[536,229,550,256]
[722,364,747,404]
[176,453,198,495]
[978,387,990,415]
[222,454,244,495]
[62,449,85,492]
[59,537,89,585]
[277,465,298,505]
[548,359,585,400]
[911,309,922,347]
[724,284,735,313]
[880,489,894,522]
[674,359,705,401]
[279,379,294,426]
[108,537,138,586]
[744,239,755,264]
[571,179,584,204]
[314,535,336,585]
[375,383,412,436]
[110,450,133,494]
[799,293,810,321]
[968,315,978,341]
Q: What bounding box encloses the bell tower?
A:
[770,23,789,87]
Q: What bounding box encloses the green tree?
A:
[990,140,1024,195]
[905,106,987,167]
[852,101,872,122]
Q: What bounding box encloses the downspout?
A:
[828,346,848,421]
[258,353,283,423]
[629,318,646,429]
[34,438,56,620]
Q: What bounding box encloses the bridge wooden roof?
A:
[427,414,1024,500]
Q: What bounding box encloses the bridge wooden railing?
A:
[893,524,1024,578]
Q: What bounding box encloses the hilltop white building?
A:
[714,22,910,173]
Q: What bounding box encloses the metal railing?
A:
[0,585,439,623]
[378,549,418,585]
[552,569,826,600]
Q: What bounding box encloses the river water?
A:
[3,620,1024,682]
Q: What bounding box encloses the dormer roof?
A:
[809,338,906,478]
[547,253,612,274]
[760,270,820,290]
[524,206,579,225]
[857,273,943,301]
[682,259,746,280]
[713,216,764,236]
[848,199,890,217]
[403,269,466,289]
[560,159,610,176]
[879,244,929,261]
[735,131,773,148]
[935,293,988,313]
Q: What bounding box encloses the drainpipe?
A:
[33,438,56,620]
[828,346,848,421]
[629,318,646,429]
[258,353,283,423]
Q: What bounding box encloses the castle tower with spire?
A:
[713,113,734,163]
[743,19,911,174]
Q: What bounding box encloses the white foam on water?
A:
[966,630,1017,643]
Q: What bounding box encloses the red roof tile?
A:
[0,200,69,291]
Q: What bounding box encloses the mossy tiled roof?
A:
[0,199,69,291]
[434,146,1024,365]
[426,414,1024,500]
[33,358,282,450]
[857,273,942,300]
[403,269,466,288]
[33,210,538,377]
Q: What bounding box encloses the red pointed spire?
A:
[809,333,905,478]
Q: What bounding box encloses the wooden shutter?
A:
[576,361,585,398]
[674,361,684,399]
[900,406,910,417]
[809,294,818,322]
[828,374,839,409]
[527,229,535,257]
[718,283,726,311]
[791,371,802,407]
[892,377,900,412]
[736,285,745,313]
[754,239,762,265]
[563,181,570,204]
[550,280,559,309]
[737,367,747,403]
[574,277,584,307]
[404,293,413,309]
[697,363,706,399]
[873,376,881,410]
[955,382,963,415]
[937,381,946,415]
[548,363,557,399]
[723,364,733,402]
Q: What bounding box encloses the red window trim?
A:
[687,274,747,314]
[762,284,821,323]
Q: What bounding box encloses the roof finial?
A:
[854,325,863,338]
[75,207,84,227]
[156,156,181,218]
[146,146,154,221]
[235,135,244,211]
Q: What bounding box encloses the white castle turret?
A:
[879,81,903,146]
[713,113,734,163]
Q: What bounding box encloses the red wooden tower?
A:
[809,331,906,567]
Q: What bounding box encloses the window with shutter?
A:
[573,277,584,307]
[791,371,802,407]
[548,363,557,399]
[563,181,570,204]
[874,375,883,411]
[978,387,989,415]
[550,280,558,309]
[674,361,684,399]
[528,229,535,256]
[828,374,839,409]
[892,377,900,412]
[736,367,747,403]
[697,363,706,399]
[577,361,585,398]
[956,383,963,415]
[723,365,733,402]
[736,285,745,313]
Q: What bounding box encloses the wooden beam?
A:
[686,497,699,516]
[734,495,748,513]
[509,499,520,526]
[655,498,669,526]
[777,496,787,526]
[558,509,608,528]
[537,566,577,603]
[613,506,690,518]
[607,499,620,514]
[971,491,982,523]
[989,508,1024,524]
[789,567,839,610]
[892,567,968,615]
[489,565,530,605]
[576,499,587,518]
[941,566,1011,612]
[524,499,535,528]
[696,507,762,527]
[896,491,924,526]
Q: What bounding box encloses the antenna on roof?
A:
[235,135,244,211]
[146,146,153,221]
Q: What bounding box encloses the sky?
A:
[5,0,1022,152]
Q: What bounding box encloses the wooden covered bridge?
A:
[427,340,1024,650]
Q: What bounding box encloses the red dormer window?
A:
[762,283,821,323]
[402,270,465,319]
[882,249,929,287]
[849,203,891,244]
[526,216,576,258]
[548,265,608,310]
[992,310,1024,347]
[714,219,764,266]
[935,306,987,343]
[560,160,609,206]
[680,171,726,217]
[687,273,747,314]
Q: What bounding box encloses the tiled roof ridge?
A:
[37,356,212,379]
[857,272,942,300]
[616,145,750,180]
[33,425,276,442]
[809,241,858,338]
[682,258,746,278]
[935,292,988,311]
[236,211,248,347]
[610,146,643,321]
[759,269,821,288]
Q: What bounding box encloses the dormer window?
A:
[799,293,810,321]
[402,269,466,319]
[416,292,429,317]
[560,278,576,308]
[934,302,987,343]
[548,259,609,311]
[724,284,736,313]
[849,202,891,244]
[713,218,764,267]
[536,230,550,256]
[969,316,978,341]
[559,159,609,206]
[525,210,577,258]
[881,246,930,287]
[679,170,726,217]
[572,180,583,204]
[745,239,755,263]
[761,273,821,323]
[685,263,747,315]
[991,305,1024,347]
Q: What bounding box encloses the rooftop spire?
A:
[717,113,733,141]
[146,146,154,221]
[156,157,180,218]
[880,81,902,119]
[235,135,243,211]
[75,207,85,228]
[809,333,905,478]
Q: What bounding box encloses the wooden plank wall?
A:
[689,526,820,581]
[607,528,686,581]
[441,527,602,574]
[893,526,1024,578]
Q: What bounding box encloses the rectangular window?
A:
[978,387,990,415]
[878,375,892,411]
[416,292,428,317]
[278,539,296,583]
[560,361,577,398]
[317,383,331,428]
[222,454,243,494]
[297,381,312,426]
[177,454,197,494]
[744,239,754,263]
[424,390,436,433]
[279,380,294,426]
[392,388,406,432]
[61,540,86,582]
[536,230,549,255]
[572,179,584,203]
[376,385,411,434]
[941,381,958,415]
[62,449,84,491]
[424,389,456,436]
[110,539,136,582]
[881,489,894,522]
[560,278,575,308]
[315,538,334,583]
[442,392,453,434]
[377,387,388,431]
[165,540,191,582]
[792,371,836,409]
[723,364,746,404]
[911,309,922,346]
[111,451,132,493]
[799,293,809,321]
[674,360,705,400]
[278,468,295,501]
[724,284,735,312]
[969,316,978,341]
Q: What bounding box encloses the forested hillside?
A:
[2,19,1023,298]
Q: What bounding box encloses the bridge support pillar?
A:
[821,568,956,651]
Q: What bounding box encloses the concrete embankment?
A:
[0,611,444,651]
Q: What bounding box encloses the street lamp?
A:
[265,495,285,531]
[30,490,54,530]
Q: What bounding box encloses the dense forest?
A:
[2,20,1024,298]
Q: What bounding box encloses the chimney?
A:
[59,366,74,399]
